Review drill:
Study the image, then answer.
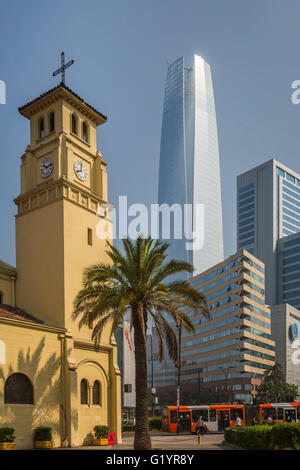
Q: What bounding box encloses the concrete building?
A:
[181,250,275,403]
[277,231,300,310]
[158,54,224,276]
[271,303,300,392]
[237,159,300,305]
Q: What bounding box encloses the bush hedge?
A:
[149,417,162,431]
[93,425,109,439]
[225,423,300,450]
[122,424,135,432]
[0,427,15,443]
[122,417,162,432]
[33,426,52,442]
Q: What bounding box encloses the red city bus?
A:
[259,403,300,423]
[162,404,245,433]
[162,403,300,433]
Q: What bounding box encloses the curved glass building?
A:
[158,54,224,276]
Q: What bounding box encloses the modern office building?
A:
[158,54,224,276]
[271,303,300,392]
[237,159,300,305]
[148,250,275,402]
[181,250,275,403]
[277,232,300,310]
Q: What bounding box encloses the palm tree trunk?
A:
[133,315,151,450]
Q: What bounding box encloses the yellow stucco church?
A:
[0,79,121,448]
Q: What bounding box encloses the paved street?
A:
[65,432,226,450]
[117,432,225,450]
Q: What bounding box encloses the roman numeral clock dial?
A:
[74,160,88,182]
[40,157,54,178]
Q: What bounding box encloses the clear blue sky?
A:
[1,0,300,266]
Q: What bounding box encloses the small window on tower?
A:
[88,228,93,246]
[49,112,55,132]
[82,122,88,142]
[72,114,77,134]
[39,118,45,138]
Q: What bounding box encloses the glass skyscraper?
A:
[158,55,224,276]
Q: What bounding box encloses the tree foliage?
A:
[256,363,298,403]
[73,236,208,449]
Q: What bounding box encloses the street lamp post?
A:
[176,324,182,414]
[150,333,156,418]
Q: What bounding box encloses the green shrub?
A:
[149,417,162,431]
[272,423,300,450]
[0,427,15,443]
[33,426,52,442]
[122,424,135,432]
[93,425,109,439]
[225,423,300,450]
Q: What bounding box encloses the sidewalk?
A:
[65,432,226,450]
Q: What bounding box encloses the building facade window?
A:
[39,117,45,138]
[82,122,88,142]
[72,114,77,134]
[92,380,101,405]
[49,112,55,132]
[87,228,93,246]
[80,379,88,404]
[4,373,34,404]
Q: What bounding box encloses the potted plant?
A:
[93,425,109,446]
[0,427,16,450]
[33,426,53,449]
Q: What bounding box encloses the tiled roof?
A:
[0,260,16,272]
[18,82,107,124]
[0,304,44,324]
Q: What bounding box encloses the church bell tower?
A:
[15,66,112,337]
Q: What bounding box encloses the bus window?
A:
[261,407,276,420]
[199,410,209,422]
[209,409,216,422]
[277,408,284,420]
[192,409,208,422]
[170,410,177,423]
[297,406,300,420]
[230,408,243,421]
[285,409,296,422]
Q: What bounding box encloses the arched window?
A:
[49,112,55,132]
[4,373,34,404]
[72,114,77,134]
[92,380,101,405]
[80,379,88,404]
[39,118,45,138]
[82,122,88,142]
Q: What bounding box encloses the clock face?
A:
[74,160,88,182]
[40,157,54,178]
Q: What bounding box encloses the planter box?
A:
[0,442,16,450]
[34,441,53,449]
[93,438,109,446]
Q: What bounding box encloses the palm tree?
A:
[72,236,208,450]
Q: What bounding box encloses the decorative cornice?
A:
[73,338,113,354]
[14,177,109,217]
[18,83,107,126]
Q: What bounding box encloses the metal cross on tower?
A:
[52,51,74,84]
